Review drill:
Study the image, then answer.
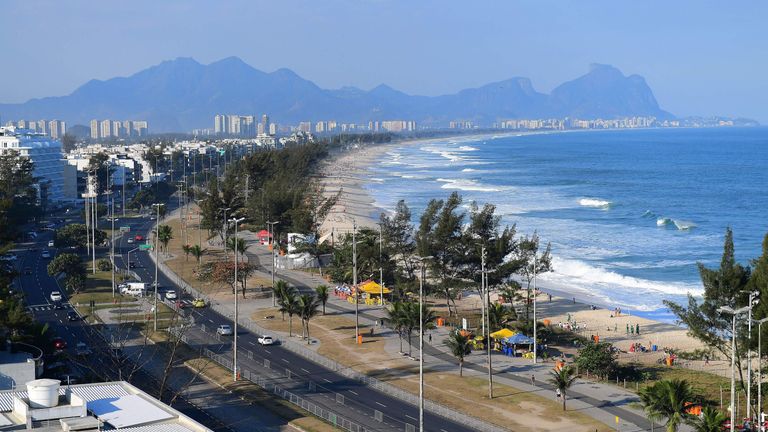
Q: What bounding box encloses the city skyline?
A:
[0,1,766,121]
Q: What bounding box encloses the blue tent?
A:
[504,334,534,345]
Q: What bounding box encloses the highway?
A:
[121,214,477,432]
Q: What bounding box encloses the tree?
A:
[61,133,77,153]
[278,286,300,337]
[665,228,751,387]
[639,379,700,432]
[88,152,113,194]
[226,237,246,257]
[517,232,552,319]
[380,200,417,282]
[548,365,578,411]
[182,244,191,262]
[157,225,173,255]
[190,244,205,268]
[47,253,86,294]
[387,301,408,354]
[55,224,107,249]
[444,330,472,376]
[315,285,329,314]
[0,150,41,240]
[574,342,617,379]
[688,406,726,432]
[298,293,321,344]
[488,303,515,331]
[273,280,290,320]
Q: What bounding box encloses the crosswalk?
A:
[28,303,73,312]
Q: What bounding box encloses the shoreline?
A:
[317,130,703,352]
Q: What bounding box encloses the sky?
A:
[1,0,767,121]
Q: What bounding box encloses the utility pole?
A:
[267,221,279,306]
[122,165,126,218]
[483,246,493,398]
[379,223,384,307]
[110,187,115,298]
[92,169,97,274]
[230,216,245,381]
[533,254,538,364]
[152,203,161,332]
[417,256,432,432]
[352,220,358,340]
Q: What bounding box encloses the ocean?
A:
[363,127,768,322]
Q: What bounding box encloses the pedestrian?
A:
[626,323,630,334]
[548,294,552,302]
[636,323,640,335]
[556,388,561,399]
[370,328,374,337]
[572,297,576,304]
[429,333,432,343]
[531,375,536,386]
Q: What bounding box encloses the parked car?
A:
[75,342,91,355]
[216,325,233,336]
[50,291,62,302]
[67,311,80,321]
[52,337,67,351]
[257,335,274,346]
[41,250,51,259]
[164,291,177,300]
[192,298,206,308]
[175,300,188,309]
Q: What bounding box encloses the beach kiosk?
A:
[356,280,391,305]
[257,229,272,245]
[504,333,535,357]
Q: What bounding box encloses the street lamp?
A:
[151,203,162,332]
[220,207,231,257]
[719,305,752,432]
[266,221,280,306]
[755,317,768,430]
[126,247,139,271]
[229,216,245,382]
[748,291,761,422]
[416,255,433,432]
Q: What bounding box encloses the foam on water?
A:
[436,178,502,192]
[579,198,612,209]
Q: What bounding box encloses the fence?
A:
[154,240,505,432]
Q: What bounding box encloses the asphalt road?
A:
[123,215,477,432]
[11,223,234,432]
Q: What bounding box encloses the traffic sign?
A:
[139,244,152,250]
[120,226,131,233]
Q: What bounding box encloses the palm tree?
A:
[688,406,726,432]
[401,301,436,356]
[227,237,246,257]
[386,301,407,353]
[639,379,700,432]
[488,303,515,331]
[315,285,329,314]
[157,225,173,256]
[277,286,299,336]
[182,244,191,261]
[444,330,472,376]
[548,365,578,411]
[274,280,289,319]
[190,244,205,268]
[298,293,322,344]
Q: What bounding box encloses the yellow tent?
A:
[489,328,516,340]
[356,280,392,295]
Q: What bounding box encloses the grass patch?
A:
[70,270,137,305]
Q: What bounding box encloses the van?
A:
[120,282,147,297]
[48,240,55,247]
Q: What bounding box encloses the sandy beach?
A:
[317,133,708,364]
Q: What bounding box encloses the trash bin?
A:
[652,345,657,352]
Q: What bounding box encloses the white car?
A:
[41,250,51,259]
[164,291,177,300]
[216,325,233,336]
[50,291,63,302]
[47,240,55,247]
[257,335,274,345]
[126,238,134,244]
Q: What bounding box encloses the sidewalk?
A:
[240,239,669,432]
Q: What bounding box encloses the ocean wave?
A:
[579,198,612,209]
[540,256,703,301]
[368,177,385,183]
[642,210,656,218]
[457,146,479,152]
[461,168,476,172]
[436,178,500,192]
[657,217,696,230]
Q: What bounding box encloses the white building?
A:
[0,126,66,203]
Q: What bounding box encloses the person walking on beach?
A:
[636,323,640,335]
[531,375,536,386]
[626,323,630,334]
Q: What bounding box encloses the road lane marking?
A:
[323,378,332,383]
[375,401,386,408]
[406,415,417,421]
[348,390,358,396]
[281,358,289,363]
[301,368,310,373]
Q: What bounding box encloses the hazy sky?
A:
[1,0,766,121]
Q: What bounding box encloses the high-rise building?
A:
[0,126,66,202]
[214,114,227,134]
[36,120,47,135]
[112,120,123,137]
[298,121,312,133]
[269,122,277,135]
[132,121,148,136]
[123,120,133,137]
[90,120,100,139]
[261,114,270,135]
[99,120,112,138]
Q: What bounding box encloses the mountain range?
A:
[0,57,673,133]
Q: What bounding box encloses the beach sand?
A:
[317,134,709,365]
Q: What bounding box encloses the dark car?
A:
[128,262,136,268]
[67,311,79,321]
[52,301,64,310]
[52,337,67,351]
[23,266,32,275]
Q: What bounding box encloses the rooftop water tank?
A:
[26,378,60,408]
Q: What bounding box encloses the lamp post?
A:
[417,255,433,432]
[748,291,761,422]
[378,222,384,308]
[755,317,768,430]
[266,221,279,306]
[352,219,358,340]
[151,203,162,332]
[126,247,139,271]
[533,254,538,364]
[719,305,752,432]
[229,216,245,382]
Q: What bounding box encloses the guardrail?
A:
[201,347,369,432]
[154,240,505,432]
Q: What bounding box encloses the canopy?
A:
[505,334,535,345]
[489,328,516,340]
[257,230,271,237]
[356,280,391,295]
